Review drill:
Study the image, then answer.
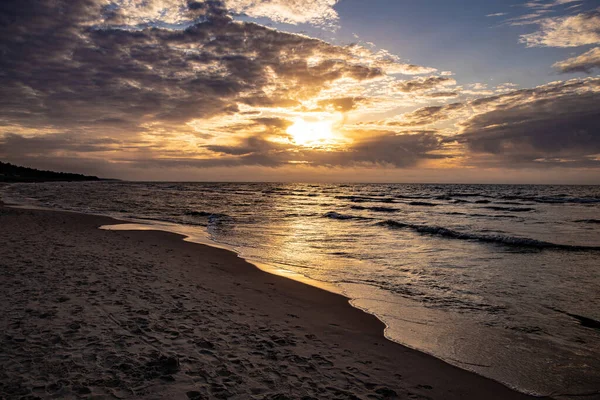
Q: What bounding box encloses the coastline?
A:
[0,203,544,399]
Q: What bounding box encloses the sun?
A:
[286,118,335,147]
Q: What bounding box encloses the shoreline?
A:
[0,202,545,399]
[100,222,342,297]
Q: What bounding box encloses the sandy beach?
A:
[0,203,543,400]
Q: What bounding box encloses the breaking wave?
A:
[350,205,399,213]
[408,201,438,207]
[322,211,366,220]
[575,219,600,224]
[501,195,600,204]
[482,206,536,212]
[377,220,600,251]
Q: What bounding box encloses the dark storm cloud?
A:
[0,0,384,132]
[0,0,450,175]
[3,0,597,176]
[198,130,444,168]
[0,0,236,129]
[365,77,600,168]
[204,136,286,156]
[321,131,444,167]
[452,78,600,167]
[0,133,123,155]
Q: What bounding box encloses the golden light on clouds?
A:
[2,0,600,183]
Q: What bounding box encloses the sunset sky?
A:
[1,0,599,183]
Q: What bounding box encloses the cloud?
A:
[426,91,459,98]
[332,131,444,167]
[0,0,399,135]
[0,133,123,156]
[553,47,600,73]
[204,135,285,156]
[495,82,519,93]
[197,130,445,168]
[2,0,440,173]
[3,0,597,177]
[343,46,437,76]
[99,0,214,26]
[0,0,436,147]
[486,12,507,17]
[523,0,583,11]
[225,0,340,26]
[98,0,340,27]
[360,77,600,168]
[382,63,438,75]
[520,10,600,47]
[384,103,466,127]
[453,78,600,167]
[392,76,456,93]
[316,97,369,112]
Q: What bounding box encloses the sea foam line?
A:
[377,220,600,251]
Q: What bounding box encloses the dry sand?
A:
[0,204,543,399]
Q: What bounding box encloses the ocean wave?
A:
[350,205,398,213]
[377,220,600,251]
[185,210,231,225]
[472,213,520,219]
[451,199,470,204]
[575,219,600,224]
[408,201,438,207]
[322,211,368,220]
[339,278,507,314]
[335,195,396,203]
[207,214,233,227]
[482,206,535,212]
[444,212,520,219]
[185,210,213,217]
[396,194,434,200]
[501,195,600,204]
[447,192,492,198]
[284,212,320,218]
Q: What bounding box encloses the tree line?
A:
[0,161,101,182]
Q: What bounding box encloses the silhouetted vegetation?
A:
[0,161,101,182]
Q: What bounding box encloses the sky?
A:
[0,0,599,183]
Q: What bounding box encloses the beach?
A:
[0,203,541,399]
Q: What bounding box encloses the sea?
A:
[2,182,599,398]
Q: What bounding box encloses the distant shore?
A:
[0,177,118,183]
[0,161,112,182]
[0,203,542,399]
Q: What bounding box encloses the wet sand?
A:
[0,204,543,399]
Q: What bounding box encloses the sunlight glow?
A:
[287,119,335,147]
